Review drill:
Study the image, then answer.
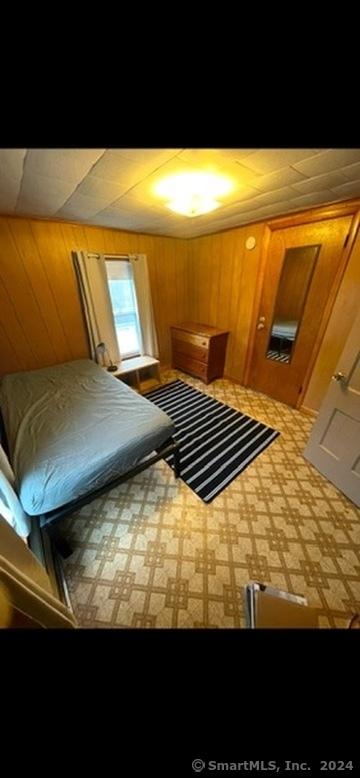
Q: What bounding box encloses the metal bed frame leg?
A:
[47,526,74,559]
[173,445,181,479]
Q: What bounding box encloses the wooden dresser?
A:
[170,322,229,384]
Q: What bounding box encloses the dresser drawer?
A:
[172,351,208,379]
[172,337,208,363]
[171,328,209,350]
[170,322,229,384]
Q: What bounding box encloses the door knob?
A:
[332,371,348,384]
[257,322,265,330]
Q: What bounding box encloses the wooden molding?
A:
[267,198,360,232]
[0,212,187,242]
[243,224,271,386]
[296,209,360,409]
[223,373,245,386]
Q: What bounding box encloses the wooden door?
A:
[248,216,352,407]
[303,307,360,507]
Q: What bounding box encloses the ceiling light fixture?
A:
[154,171,233,218]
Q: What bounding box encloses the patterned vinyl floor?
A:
[62,370,360,628]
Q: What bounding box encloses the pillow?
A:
[0,444,15,485]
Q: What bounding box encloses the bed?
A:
[0,359,180,541]
[266,318,299,362]
[271,319,298,342]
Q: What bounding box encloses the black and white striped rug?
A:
[144,380,280,503]
[266,350,290,363]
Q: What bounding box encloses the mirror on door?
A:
[266,244,320,364]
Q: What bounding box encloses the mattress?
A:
[0,359,175,516]
[271,319,298,341]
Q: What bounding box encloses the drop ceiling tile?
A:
[188,209,258,235]
[280,190,336,209]
[176,149,234,168]
[16,194,68,216]
[14,204,45,217]
[197,196,259,221]
[90,212,149,229]
[0,176,23,212]
[1,148,359,238]
[0,149,26,179]
[94,204,137,221]
[204,210,261,229]
[24,149,105,183]
[20,173,76,199]
[330,180,360,198]
[216,163,261,193]
[88,152,150,186]
[239,149,320,175]
[211,149,257,161]
[110,148,181,164]
[225,184,261,203]
[57,193,119,220]
[237,186,297,209]
[340,162,360,181]
[251,167,308,192]
[76,175,130,200]
[127,158,193,204]
[293,149,360,176]
[0,188,19,213]
[108,194,167,218]
[241,203,296,218]
[291,171,349,194]
[214,198,258,216]
[17,175,78,214]
[203,216,250,233]
[107,193,150,212]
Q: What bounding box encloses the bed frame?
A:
[0,409,180,559]
[38,436,180,557]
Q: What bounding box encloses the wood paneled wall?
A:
[1,209,359,413]
[0,217,189,376]
[303,225,360,411]
[187,223,266,382]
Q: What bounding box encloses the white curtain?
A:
[129,254,159,358]
[72,251,120,364]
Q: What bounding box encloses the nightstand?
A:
[107,356,161,393]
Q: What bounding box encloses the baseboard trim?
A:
[299,405,318,420]
[223,373,244,386]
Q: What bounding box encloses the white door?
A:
[303,307,360,507]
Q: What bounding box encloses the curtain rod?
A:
[104,254,129,261]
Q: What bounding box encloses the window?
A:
[105,258,142,359]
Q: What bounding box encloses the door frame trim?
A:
[243,202,360,407]
[243,224,271,387]
[264,197,360,231]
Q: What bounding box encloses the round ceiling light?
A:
[154,171,233,217]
